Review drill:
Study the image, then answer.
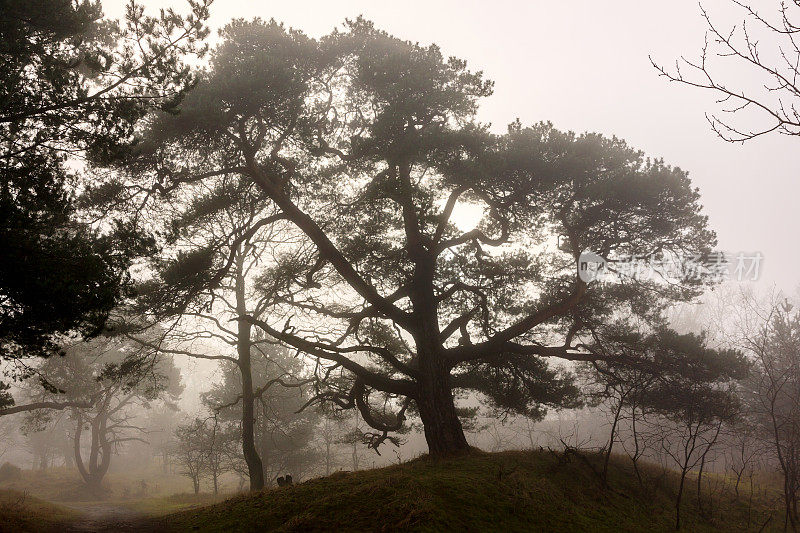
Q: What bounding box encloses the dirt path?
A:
[60,503,165,532]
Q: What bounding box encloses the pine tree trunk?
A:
[239,321,264,491]
[235,248,265,491]
[74,415,89,483]
[416,360,470,456]
[410,251,471,458]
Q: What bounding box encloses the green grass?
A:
[120,492,230,516]
[0,464,200,502]
[0,489,77,532]
[0,450,784,531]
[164,449,783,532]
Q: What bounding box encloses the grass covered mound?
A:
[165,449,780,532]
[0,489,76,532]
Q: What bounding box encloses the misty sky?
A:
[103,0,799,291]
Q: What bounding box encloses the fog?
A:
[2,1,800,531]
[97,0,800,290]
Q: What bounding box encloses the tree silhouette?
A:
[124,18,723,456]
[744,300,800,530]
[18,333,182,492]
[203,346,321,486]
[129,175,309,490]
[0,0,210,374]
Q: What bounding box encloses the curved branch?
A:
[125,334,238,364]
[447,281,587,363]
[241,315,415,396]
[242,157,414,331]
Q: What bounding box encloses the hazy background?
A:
[1,4,796,513]
[100,0,796,291]
[93,0,800,410]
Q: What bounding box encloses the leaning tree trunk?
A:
[74,415,96,489]
[675,467,688,530]
[416,357,470,456]
[409,248,471,457]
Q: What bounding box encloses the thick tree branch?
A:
[0,399,94,417]
[447,281,587,363]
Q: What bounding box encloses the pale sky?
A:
[103,0,800,291]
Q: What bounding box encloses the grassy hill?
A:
[0,489,77,532]
[158,449,782,532]
[0,449,783,532]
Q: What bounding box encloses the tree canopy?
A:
[113,17,734,456]
[0,0,209,366]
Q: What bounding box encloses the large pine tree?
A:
[126,18,730,456]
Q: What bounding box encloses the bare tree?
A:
[656,410,728,530]
[14,334,181,493]
[319,416,337,476]
[202,418,230,496]
[654,0,800,142]
[173,419,208,495]
[722,420,763,500]
[580,359,658,486]
[484,416,517,453]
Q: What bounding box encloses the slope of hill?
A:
[0,489,77,532]
[158,449,781,532]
